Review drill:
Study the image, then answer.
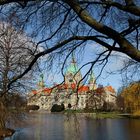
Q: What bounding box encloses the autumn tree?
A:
[116,94,125,112]
[120,81,140,113]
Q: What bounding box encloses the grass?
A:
[63,109,85,114]
[64,109,124,119]
[95,112,123,119]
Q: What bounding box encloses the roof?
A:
[57,84,68,89]
[104,86,116,93]
[31,88,52,95]
[78,86,89,93]
[66,63,78,75]
[51,83,89,93]
[31,84,115,95]
[42,88,52,95]
[95,87,105,94]
[32,90,37,94]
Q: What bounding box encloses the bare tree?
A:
[120,58,140,86]
[0,0,139,115]
[0,17,37,130]
[0,0,139,113]
[0,0,138,87]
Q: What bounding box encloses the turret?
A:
[88,70,96,90]
[65,54,82,86]
[37,73,45,90]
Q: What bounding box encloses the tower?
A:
[37,73,45,90]
[65,54,82,86]
[88,70,96,90]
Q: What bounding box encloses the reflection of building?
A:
[27,56,116,111]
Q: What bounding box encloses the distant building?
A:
[104,86,116,103]
[27,56,116,111]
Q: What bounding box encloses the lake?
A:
[4,112,140,140]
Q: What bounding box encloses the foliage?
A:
[95,112,123,119]
[120,81,140,113]
[0,93,27,130]
[116,94,125,112]
[51,103,65,112]
[102,102,116,112]
[133,110,140,117]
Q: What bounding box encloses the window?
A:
[69,79,73,82]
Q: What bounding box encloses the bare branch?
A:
[79,0,140,16]
[64,0,140,62]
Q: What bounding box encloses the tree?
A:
[0,0,139,88]
[120,58,140,85]
[0,18,37,130]
[0,1,139,133]
[120,81,140,113]
[85,87,106,111]
[0,19,38,94]
[116,94,125,112]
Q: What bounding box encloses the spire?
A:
[65,53,78,75]
[37,73,45,89]
[72,52,76,64]
[88,70,96,90]
[89,71,95,83]
[65,53,82,85]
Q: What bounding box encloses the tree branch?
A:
[64,0,140,62]
[79,0,140,16]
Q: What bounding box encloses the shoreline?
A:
[28,109,140,119]
[0,128,15,138]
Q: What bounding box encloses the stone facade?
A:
[27,57,116,111]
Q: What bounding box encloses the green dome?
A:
[65,55,79,75]
[67,63,78,74]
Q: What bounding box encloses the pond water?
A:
[4,113,140,140]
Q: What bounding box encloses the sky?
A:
[0,1,139,95]
[12,2,138,93]
[38,42,132,92]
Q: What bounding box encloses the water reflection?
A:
[4,113,140,140]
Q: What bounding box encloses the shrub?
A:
[51,104,65,112]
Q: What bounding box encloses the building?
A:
[27,56,116,111]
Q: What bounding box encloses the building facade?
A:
[27,57,116,111]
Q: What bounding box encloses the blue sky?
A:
[38,42,131,92]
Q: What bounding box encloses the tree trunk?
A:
[0,101,7,130]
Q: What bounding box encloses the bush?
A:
[51,104,65,112]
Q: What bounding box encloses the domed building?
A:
[27,56,116,111]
